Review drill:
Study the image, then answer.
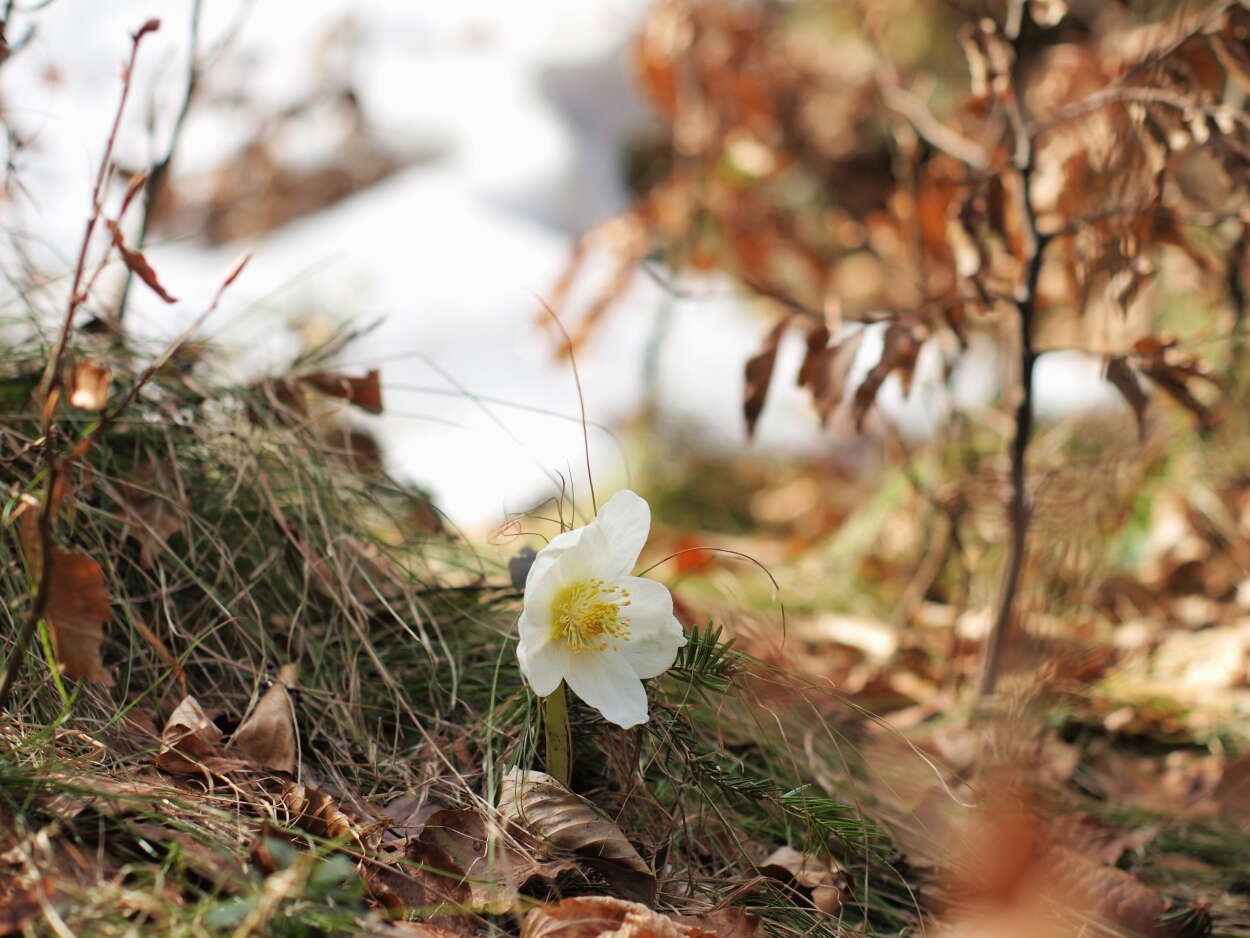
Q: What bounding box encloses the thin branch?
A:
[879,82,989,170]
[978,1,1053,700]
[36,19,160,406]
[117,0,202,326]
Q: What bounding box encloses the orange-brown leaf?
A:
[743,316,793,438]
[67,361,111,411]
[523,897,714,938]
[301,368,384,414]
[106,219,178,303]
[42,547,112,685]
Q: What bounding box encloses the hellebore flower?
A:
[517,490,686,727]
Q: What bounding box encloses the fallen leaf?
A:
[499,767,656,904]
[417,807,576,914]
[523,896,714,938]
[67,361,111,412]
[758,846,846,910]
[41,548,113,685]
[281,783,360,844]
[674,908,765,938]
[106,219,178,303]
[301,369,384,414]
[156,696,246,775]
[231,677,297,774]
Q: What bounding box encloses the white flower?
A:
[516,490,686,728]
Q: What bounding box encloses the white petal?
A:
[523,525,586,602]
[617,577,686,678]
[563,649,650,727]
[516,622,567,698]
[590,490,651,577]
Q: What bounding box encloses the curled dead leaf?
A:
[523,897,714,938]
[300,369,383,414]
[281,782,360,844]
[67,361,111,412]
[499,767,656,904]
[156,695,246,775]
[106,219,178,303]
[231,676,297,774]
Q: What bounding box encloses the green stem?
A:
[542,682,572,786]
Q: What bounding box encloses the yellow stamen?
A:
[549,578,632,652]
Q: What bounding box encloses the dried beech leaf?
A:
[674,908,765,938]
[523,896,713,938]
[106,219,178,303]
[759,846,843,891]
[301,369,384,414]
[231,679,297,774]
[499,767,656,904]
[798,328,865,425]
[157,695,246,775]
[67,361,111,411]
[852,323,922,431]
[281,782,360,843]
[1103,356,1149,441]
[418,807,576,914]
[42,547,112,685]
[743,316,793,438]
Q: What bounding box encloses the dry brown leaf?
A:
[301,369,384,414]
[798,328,865,425]
[499,767,656,904]
[742,316,793,438]
[852,322,923,431]
[523,896,715,938]
[106,219,178,303]
[674,908,765,938]
[758,846,846,911]
[1104,355,1149,442]
[67,361,111,412]
[42,547,113,685]
[156,695,246,775]
[231,676,297,774]
[281,783,360,844]
[417,807,575,914]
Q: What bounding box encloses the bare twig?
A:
[4,20,160,713]
[880,83,989,170]
[978,1,1053,700]
[36,19,160,405]
[117,0,202,326]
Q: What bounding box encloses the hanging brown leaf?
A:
[498,767,656,904]
[851,323,924,431]
[67,361,111,412]
[42,547,113,685]
[156,695,246,775]
[743,315,793,438]
[1129,335,1220,432]
[231,669,298,774]
[300,368,384,414]
[797,326,866,425]
[1103,355,1149,441]
[106,219,178,303]
[523,897,714,938]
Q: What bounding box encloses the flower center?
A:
[549,578,632,652]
